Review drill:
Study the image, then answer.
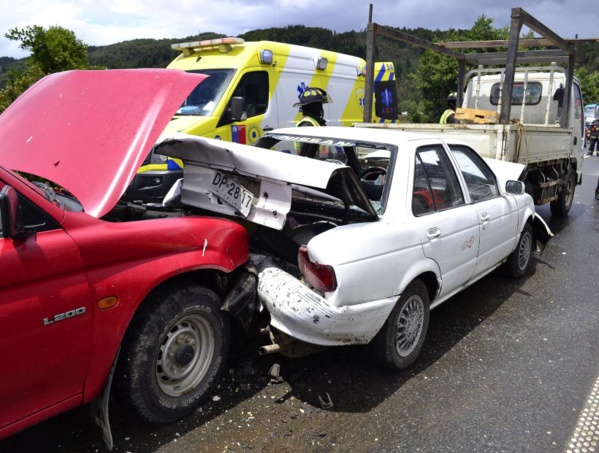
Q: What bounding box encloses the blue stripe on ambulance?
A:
[167,159,182,170]
[376,65,394,123]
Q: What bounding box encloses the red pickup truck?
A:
[0,70,254,446]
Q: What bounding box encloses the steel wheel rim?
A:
[156,314,215,397]
[395,296,425,357]
[518,231,532,270]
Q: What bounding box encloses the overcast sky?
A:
[1,0,598,59]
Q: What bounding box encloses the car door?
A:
[411,145,480,300]
[448,145,519,278]
[0,181,92,430]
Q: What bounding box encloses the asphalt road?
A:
[2,156,599,453]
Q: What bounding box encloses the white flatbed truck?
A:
[359,7,589,216]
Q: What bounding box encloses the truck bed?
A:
[353,122,576,167]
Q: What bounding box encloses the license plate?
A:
[209,171,254,217]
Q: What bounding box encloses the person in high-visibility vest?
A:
[294,87,332,127]
[440,93,458,124]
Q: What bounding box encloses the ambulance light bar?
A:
[172,37,245,56]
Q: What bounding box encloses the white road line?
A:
[567,374,599,453]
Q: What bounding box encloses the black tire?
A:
[372,279,430,371]
[550,169,576,217]
[506,222,533,279]
[115,283,229,424]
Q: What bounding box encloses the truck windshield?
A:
[177,69,235,116]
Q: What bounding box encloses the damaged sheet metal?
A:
[155,133,378,229]
[257,267,397,347]
[178,164,293,230]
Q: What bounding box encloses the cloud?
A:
[1,0,597,60]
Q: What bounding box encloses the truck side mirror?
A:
[0,185,25,239]
[230,96,246,122]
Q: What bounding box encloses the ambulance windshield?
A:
[177,69,235,116]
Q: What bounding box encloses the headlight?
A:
[150,151,168,164]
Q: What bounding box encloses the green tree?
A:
[0,63,44,111]
[576,67,599,105]
[1,25,90,113]
[411,15,508,122]
[5,25,88,73]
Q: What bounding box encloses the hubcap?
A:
[395,296,425,357]
[518,231,532,270]
[156,314,215,397]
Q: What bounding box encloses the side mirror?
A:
[505,180,525,195]
[0,185,25,239]
[230,96,246,122]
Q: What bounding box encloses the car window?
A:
[254,133,394,214]
[177,69,235,117]
[231,71,269,118]
[490,82,542,105]
[412,145,465,216]
[449,145,499,202]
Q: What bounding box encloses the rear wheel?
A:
[506,223,533,278]
[550,169,576,217]
[372,279,430,371]
[115,283,229,424]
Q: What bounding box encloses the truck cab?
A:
[463,66,585,146]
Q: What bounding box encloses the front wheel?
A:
[371,279,430,371]
[115,283,229,424]
[506,223,533,279]
[550,169,576,217]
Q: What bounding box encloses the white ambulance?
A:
[122,37,396,204]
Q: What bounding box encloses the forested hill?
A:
[81,25,440,80]
[1,24,598,108]
[3,24,597,74]
[0,25,452,74]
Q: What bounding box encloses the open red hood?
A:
[0,69,205,217]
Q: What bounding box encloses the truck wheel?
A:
[550,170,576,217]
[115,283,229,424]
[505,222,533,279]
[371,279,429,371]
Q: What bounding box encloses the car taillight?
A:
[298,245,337,292]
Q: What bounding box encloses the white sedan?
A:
[157,126,552,371]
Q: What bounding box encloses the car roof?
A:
[267,126,432,145]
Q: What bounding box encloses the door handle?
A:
[426,227,441,239]
[480,212,490,222]
[263,127,273,131]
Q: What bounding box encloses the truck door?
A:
[216,70,271,145]
[0,184,92,431]
[572,82,585,151]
